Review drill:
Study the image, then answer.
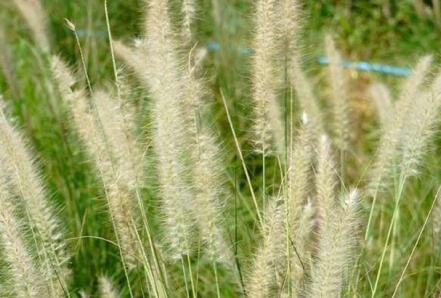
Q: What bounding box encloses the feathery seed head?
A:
[113,40,151,86]
[191,128,232,265]
[316,134,337,229]
[51,55,76,93]
[247,197,286,298]
[98,276,119,298]
[369,83,394,129]
[276,0,300,49]
[366,55,434,195]
[400,88,441,177]
[287,115,314,237]
[52,58,145,269]
[181,0,196,43]
[144,0,196,260]
[325,34,350,152]
[12,0,50,52]
[289,58,325,135]
[310,188,360,297]
[0,105,69,295]
[0,173,48,297]
[251,0,285,155]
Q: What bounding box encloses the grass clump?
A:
[0,0,441,297]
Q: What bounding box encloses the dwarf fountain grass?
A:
[12,0,50,53]
[365,56,435,249]
[251,0,285,156]
[287,113,313,231]
[310,189,360,298]
[98,276,119,298]
[289,58,325,136]
[369,83,394,130]
[51,57,141,268]
[144,0,195,262]
[290,199,314,295]
[372,65,441,297]
[0,104,69,297]
[324,35,350,155]
[247,197,286,298]
[366,55,433,196]
[400,72,441,177]
[0,173,47,298]
[315,135,338,228]
[284,113,315,294]
[181,0,196,44]
[50,57,167,297]
[275,0,300,64]
[0,0,441,296]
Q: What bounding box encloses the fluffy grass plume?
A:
[310,189,360,298]
[95,80,168,295]
[287,113,313,230]
[324,35,350,152]
[177,22,231,265]
[289,58,324,135]
[0,173,47,298]
[315,135,337,226]
[144,0,195,259]
[192,127,232,265]
[92,91,146,266]
[369,83,394,130]
[289,200,314,295]
[3,0,441,296]
[12,0,50,52]
[181,0,196,43]
[0,103,69,296]
[247,197,286,298]
[278,0,324,136]
[51,57,143,269]
[251,0,285,155]
[93,90,144,192]
[118,0,213,263]
[113,40,150,86]
[366,55,433,194]
[275,0,300,60]
[98,276,119,298]
[285,114,315,293]
[400,72,441,177]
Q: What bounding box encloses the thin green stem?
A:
[262,152,266,215]
[284,191,292,296]
[372,175,406,297]
[181,257,190,298]
[284,54,289,169]
[186,254,197,298]
[392,187,441,297]
[220,90,263,227]
[365,188,379,241]
[213,260,221,298]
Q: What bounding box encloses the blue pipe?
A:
[205,41,411,77]
[317,57,411,77]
